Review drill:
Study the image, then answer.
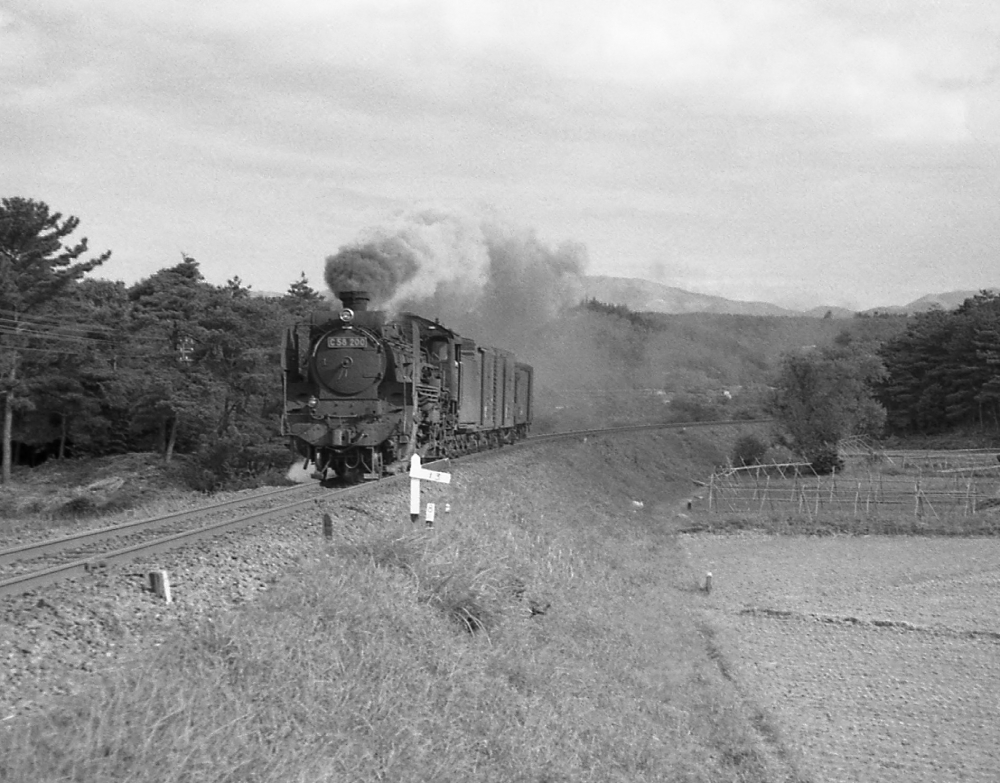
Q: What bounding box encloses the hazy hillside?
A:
[524,302,909,430]
[861,289,998,315]
[582,276,799,316]
[584,276,997,318]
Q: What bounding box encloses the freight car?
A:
[282,290,533,479]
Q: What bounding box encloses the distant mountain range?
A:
[582,276,996,318]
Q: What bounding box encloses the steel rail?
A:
[0,422,765,598]
[0,482,323,568]
[0,479,387,598]
[525,417,773,445]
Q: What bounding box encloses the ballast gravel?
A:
[0,480,405,724]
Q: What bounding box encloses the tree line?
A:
[1,197,323,487]
[768,291,1000,469]
[3,197,996,486]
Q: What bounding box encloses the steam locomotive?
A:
[282,291,533,479]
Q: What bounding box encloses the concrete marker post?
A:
[426,502,436,528]
[322,513,333,540]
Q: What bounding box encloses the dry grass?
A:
[1,432,807,782]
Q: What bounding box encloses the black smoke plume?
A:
[323,239,419,305]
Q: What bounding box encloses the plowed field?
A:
[683,534,1000,782]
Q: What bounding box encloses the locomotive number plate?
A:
[327,336,367,349]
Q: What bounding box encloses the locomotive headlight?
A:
[307,396,318,408]
[339,308,354,323]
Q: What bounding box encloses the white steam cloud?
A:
[324,207,587,351]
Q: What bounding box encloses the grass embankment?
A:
[1,430,804,782]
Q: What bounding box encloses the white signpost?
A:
[410,454,451,524]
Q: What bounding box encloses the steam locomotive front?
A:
[283,291,413,478]
[311,298,385,403]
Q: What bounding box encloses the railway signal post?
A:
[410,454,451,525]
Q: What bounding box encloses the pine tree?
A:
[127,255,218,462]
[880,292,1000,434]
[0,198,110,482]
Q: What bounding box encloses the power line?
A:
[4,344,176,359]
[0,326,115,345]
[0,311,123,335]
[0,319,172,345]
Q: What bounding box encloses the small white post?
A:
[704,572,713,594]
[149,570,172,603]
[410,477,421,522]
[425,502,436,527]
[410,453,422,523]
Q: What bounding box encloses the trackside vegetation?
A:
[0,432,808,783]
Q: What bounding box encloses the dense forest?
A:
[879,292,1000,433]
[0,197,323,487]
[2,197,998,488]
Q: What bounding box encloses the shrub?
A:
[809,447,844,475]
[730,434,769,467]
[100,487,146,514]
[182,433,292,492]
[59,494,99,517]
[762,443,796,465]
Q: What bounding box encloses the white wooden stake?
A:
[410,453,422,522]
[425,502,436,527]
[410,478,420,522]
[149,570,172,603]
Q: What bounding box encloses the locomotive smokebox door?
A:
[313,332,385,396]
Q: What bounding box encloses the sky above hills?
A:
[3,1,998,311]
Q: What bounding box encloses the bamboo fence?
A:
[707,450,1000,519]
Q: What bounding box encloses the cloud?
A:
[8,0,998,148]
[3,0,999,312]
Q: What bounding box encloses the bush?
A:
[182,432,293,492]
[809,447,844,475]
[100,487,146,514]
[730,434,769,467]
[0,492,19,519]
[59,494,99,517]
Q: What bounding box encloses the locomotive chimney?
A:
[338,291,371,312]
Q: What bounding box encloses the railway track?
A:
[0,418,767,598]
[526,417,769,445]
[0,482,347,598]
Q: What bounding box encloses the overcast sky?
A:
[3,0,999,311]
